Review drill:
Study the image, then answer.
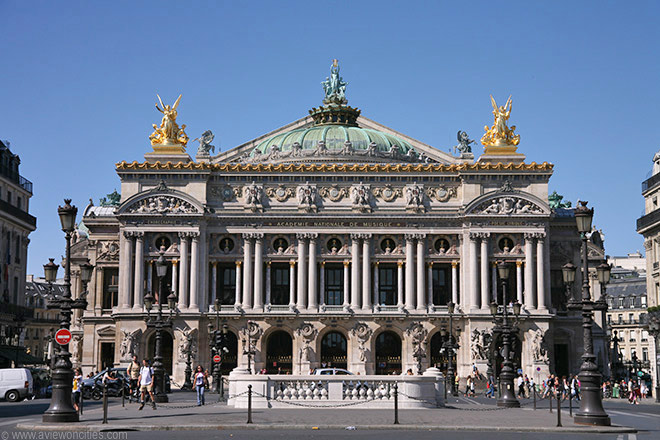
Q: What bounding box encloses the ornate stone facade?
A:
[72,66,606,386]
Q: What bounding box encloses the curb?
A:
[16,423,638,434]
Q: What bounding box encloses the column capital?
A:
[190,232,200,241]
[343,260,350,267]
[397,260,404,267]
[290,260,297,267]
[524,232,545,240]
[123,231,140,239]
[404,233,417,241]
[296,233,308,240]
[211,261,218,267]
[350,233,362,240]
[469,232,490,240]
[178,231,193,239]
[172,259,178,266]
[320,261,326,267]
[267,260,272,267]
[427,261,433,268]
[451,260,459,268]
[492,261,498,268]
[373,261,379,267]
[243,232,263,240]
[516,260,524,267]
[236,260,242,267]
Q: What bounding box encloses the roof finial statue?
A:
[321,59,348,106]
[149,94,189,147]
[480,95,520,147]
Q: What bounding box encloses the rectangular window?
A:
[216,264,236,305]
[324,263,343,306]
[12,276,18,304]
[102,268,119,309]
[641,296,647,307]
[432,264,451,306]
[607,315,611,324]
[642,348,649,362]
[618,314,623,324]
[378,264,397,305]
[270,263,290,305]
[618,297,624,309]
[629,313,634,324]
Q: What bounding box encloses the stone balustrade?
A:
[227,368,445,409]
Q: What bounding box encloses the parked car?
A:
[0,368,34,402]
[312,368,354,375]
[81,367,170,398]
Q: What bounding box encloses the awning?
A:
[0,347,45,365]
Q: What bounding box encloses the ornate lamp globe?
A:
[447,301,455,315]
[43,258,59,283]
[167,292,177,310]
[80,260,94,284]
[597,262,611,285]
[513,301,522,317]
[222,324,229,335]
[57,199,78,232]
[562,262,577,284]
[497,261,510,280]
[574,200,594,234]
[144,293,154,311]
[489,302,498,317]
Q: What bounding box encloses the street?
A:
[0,391,656,439]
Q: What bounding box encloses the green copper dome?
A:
[252,125,416,156]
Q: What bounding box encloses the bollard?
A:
[549,392,553,413]
[556,394,562,427]
[102,383,108,425]
[569,393,573,417]
[533,386,536,410]
[393,382,399,425]
[444,376,447,401]
[80,387,84,415]
[122,381,125,407]
[247,384,253,424]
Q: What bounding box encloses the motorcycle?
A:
[84,377,130,400]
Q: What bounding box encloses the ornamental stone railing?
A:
[227,368,445,409]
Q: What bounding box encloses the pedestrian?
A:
[126,355,140,403]
[485,375,495,398]
[72,368,82,413]
[406,369,414,375]
[465,375,471,396]
[138,359,156,410]
[194,365,205,406]
[517,374,525,398]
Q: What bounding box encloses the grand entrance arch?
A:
[429,331,456,374]
[266,331,292,373]
[221,331,238,375]
[375,331,401,375]
[147,331,173,375]
[320,332,347,369]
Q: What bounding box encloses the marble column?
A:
[319,262,325,307]
[343,260,350,308]
[133,232,144,309]
[480,234,490,309]
[427,262,433,307]
[416,235,426,310]
[289,261,296,307]
[516,261,523,304]
[351,235,361,309]
[119,232,133,309]
[468,233,479,310]
[178,233,190,309]
[536,234,547,310]
[397,261,404,308]
[147,260,154,294]
[243,234,253,310]
[362,235,372,310]
[451,261,458,305]
[265,261,272,307]
[373,262,379,306]
[405,235,415,310]
[254,235,264,310]
[189,233,200,311]
[308,235,318,310]
[297,234,307,309]
[235,261,242,307]
[491,262,497,303]
[211,261,218,306]
[524,233,536,309]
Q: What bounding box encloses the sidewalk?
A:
[17,393,637,433]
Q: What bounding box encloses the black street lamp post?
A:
[144,247,177,404]
[442,301,459,397]
[13,313,25,368]
[182,345,193,391]
[243,321,256,374]
[42,200,93,423]
[490,261,521,408]
[646,311,660,402]
[567,201,611,426]
[208,299,228,400]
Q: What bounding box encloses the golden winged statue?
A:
[149,94,189,147]
[480,95,520,146]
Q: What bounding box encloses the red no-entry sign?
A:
[213,355,221,363]
[55,328,72,345]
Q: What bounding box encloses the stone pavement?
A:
[17,393,636,433]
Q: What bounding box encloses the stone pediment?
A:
[465,191,550,217]
[97,324,116,338]
[117,181,203,216]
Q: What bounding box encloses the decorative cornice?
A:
[115,161,554,173]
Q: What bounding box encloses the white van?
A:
[0,368,33,402]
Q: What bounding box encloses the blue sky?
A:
[2,0,659,276]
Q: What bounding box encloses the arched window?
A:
[266,331,292,373]
[375,331,401,374]
[320,332,347,369]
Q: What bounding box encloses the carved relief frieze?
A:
[372,184,402,202]
[296,183,318,212]
[210,185,241,202]
[319,184,350,202]
[405,183,425,213]
[97,240,120,261]
[243,182,264,212]
[474,196,544,216]
[265,185,295,202]
[126,196,198,215]
[426,186,458,202]
[350,183,372,213]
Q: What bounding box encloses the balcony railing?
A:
[0,165,33,193]
[642,172,660,193]
[637,208,660,232]
[0,199,36,227]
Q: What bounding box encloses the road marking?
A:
[628,434,637,440]
[459,396,482,405]
[608,409,655,419]
[0,418,29,427]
